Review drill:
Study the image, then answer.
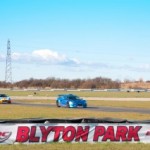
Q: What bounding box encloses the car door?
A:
[58,96,63,106]
[62,95,68,106]
[59,95,64,106]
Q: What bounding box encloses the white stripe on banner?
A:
[0,123,150,144]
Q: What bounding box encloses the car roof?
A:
[58,94,76,97]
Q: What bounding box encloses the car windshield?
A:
[0,94,7,97]
[68,95,79,100]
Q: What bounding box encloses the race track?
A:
[12,100,150,115]
[12,96,150,101]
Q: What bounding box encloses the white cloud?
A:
[11,49,80,65]
[0,54,5,61]
[118,64,150,72]
[139,64,150,70]
[12,52,27,60]
[3,49,150,73]
[32,49,68,63]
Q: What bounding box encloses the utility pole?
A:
[5,39,12,83]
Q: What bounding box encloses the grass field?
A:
[1,90,150,98]
[1,90,150,149]
[1,103,150,119]
[1,143,150,150]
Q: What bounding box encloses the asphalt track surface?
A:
[12,96,150,101]
[12,101,150,115]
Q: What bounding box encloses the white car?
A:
[0,94,11,104]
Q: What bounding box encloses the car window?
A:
[0,94,7,97]
[68,95,79,100]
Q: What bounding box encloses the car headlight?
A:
[7,97,11,100]
[69,101,74,105]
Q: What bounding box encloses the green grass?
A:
[0,143,150,150]
[1,90,150,98]
[0,102,150,120]
[87,100,150,109]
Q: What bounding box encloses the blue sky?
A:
[0,0,150,82]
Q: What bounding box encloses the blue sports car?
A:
[56,94,87,108]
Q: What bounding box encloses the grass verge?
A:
[0,143,150,150]
[2,90,150,98]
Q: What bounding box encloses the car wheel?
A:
[83,104,87,108]
[56,101,60,107]
[8,101,11,104]
[66,102,70,108]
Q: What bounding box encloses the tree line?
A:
[0,77,120,89]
